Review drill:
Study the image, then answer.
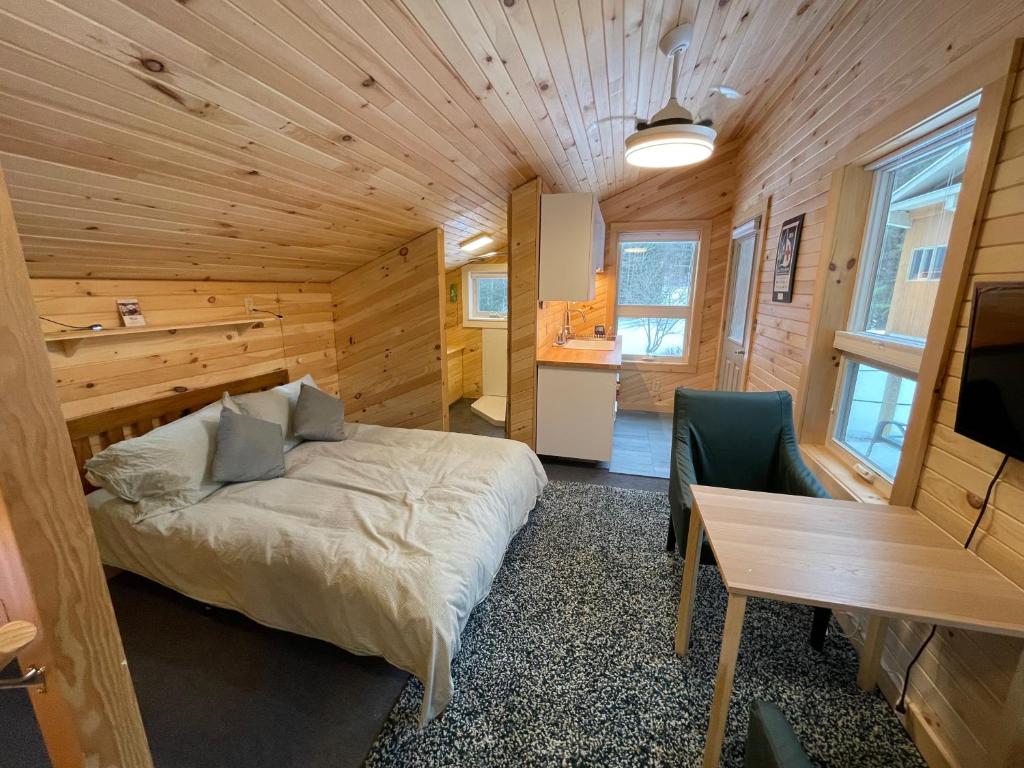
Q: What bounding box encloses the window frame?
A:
[461,262,508,329]
[794,48,1016,508]
[609,220,711,373]
[825,117,976,489]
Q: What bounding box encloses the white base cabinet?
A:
[535,365,616,461]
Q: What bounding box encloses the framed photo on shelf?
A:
[116,298,146,327]
[772,214,804,303]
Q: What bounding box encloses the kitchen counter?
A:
[535,335,622,370]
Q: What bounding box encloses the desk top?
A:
[691,485,1024,638]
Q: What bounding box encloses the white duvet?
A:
[88,423,547,724]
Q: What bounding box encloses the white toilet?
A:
[471,328,507,427]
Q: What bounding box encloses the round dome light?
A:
[625,123,716,168]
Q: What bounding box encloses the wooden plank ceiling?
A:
[0,0,844,281]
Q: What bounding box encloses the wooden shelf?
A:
[43,317,265,357]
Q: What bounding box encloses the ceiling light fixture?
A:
[625,24,717,169]
[460,234,494,253]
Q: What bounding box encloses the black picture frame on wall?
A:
[772,214,804,303]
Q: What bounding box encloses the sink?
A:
[559,338,615,351]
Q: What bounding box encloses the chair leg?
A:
[809,607,831,651]
[666,517,676,553]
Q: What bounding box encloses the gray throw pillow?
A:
[212,409,286,483]
[293,383,346,441]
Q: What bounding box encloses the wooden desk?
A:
[674,485,1024,768]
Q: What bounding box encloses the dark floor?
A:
[449,398,673,481]
[609,410,673,478]
[2,459,664,768]
[448,397,504,438]
[3,574,409,768]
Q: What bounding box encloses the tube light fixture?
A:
[460,234,494,252]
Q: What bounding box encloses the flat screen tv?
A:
[954,282,1024,461]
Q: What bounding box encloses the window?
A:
[906,246,946,281]
[830,119,973,483]
[613,226,705,367]
[834,363,917,480]
[462,263,508,327]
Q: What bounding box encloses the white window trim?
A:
[461,263,508,329]
[612,225,707,370]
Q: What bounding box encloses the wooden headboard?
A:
[66,370,290,492]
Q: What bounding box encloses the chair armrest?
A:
[744,701,813,768]
[775,432,830,499]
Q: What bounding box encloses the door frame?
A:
[0,163,153,767]
[716,200,771,390]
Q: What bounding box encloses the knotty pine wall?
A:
[32,279,338,421]
[331,229,448,431]
[596,144,739,411]
[444,255,509,403]
[731,14,1024,767]
[507,178,544,447]
[444,266,482,402]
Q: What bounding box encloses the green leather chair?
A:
[667,388,832,650]
[744,701,812,768]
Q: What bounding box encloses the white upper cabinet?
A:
[538,193,606,301]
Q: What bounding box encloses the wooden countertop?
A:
[536,336,622,370]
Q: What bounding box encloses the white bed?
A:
[87,422,547,724]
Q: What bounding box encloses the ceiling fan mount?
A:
[625,23,719,169]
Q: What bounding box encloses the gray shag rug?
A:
[365,481,925,767]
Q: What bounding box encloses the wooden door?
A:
[0,164,153,767]
[717,217,762,391]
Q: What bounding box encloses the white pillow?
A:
[229,374,317,452]
[84,399,238,521]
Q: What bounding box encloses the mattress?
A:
[87,423,547,724]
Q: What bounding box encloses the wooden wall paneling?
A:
[332,229,448,430]
[31,279,339,420]
[598,145,738,411]
[507,178,543,447]
[0,1,864,279]
[737,6,1024,409]
[444,256,509,401]
[732,22,1024,766]
[891,43,1022,505]
[894,52,1024,768]
[794,165,872,441]
[0,164,153,766]
[444,266,481,399]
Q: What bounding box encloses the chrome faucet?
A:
[556,303,587,345]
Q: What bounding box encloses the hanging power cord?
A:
[39,315,103,331]
[249,307,288,368]
[895,452,1010,714]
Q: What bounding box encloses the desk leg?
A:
[996,647,1024,767]
[856,615,888,692]
[674,511,704,656]
[702,593,747,768]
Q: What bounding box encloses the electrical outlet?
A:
[244,297,255,313]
